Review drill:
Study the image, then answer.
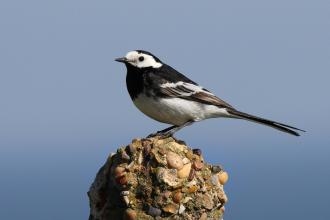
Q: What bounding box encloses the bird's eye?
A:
[138,56,144,62]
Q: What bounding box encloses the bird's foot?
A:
[147,130,173,139]
[147,125,178,139]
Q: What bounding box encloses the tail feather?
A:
[226,109,305,136]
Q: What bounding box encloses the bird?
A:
[115,50,305,137]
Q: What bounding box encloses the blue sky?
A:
[0,1,329,219]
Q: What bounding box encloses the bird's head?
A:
[115,50,163,69]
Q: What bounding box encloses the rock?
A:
[177,163,192,179]
[88,136,228,220]
[193,148,202,156]
[122,195,130,206]
[166,141,185,152]
[120,191,129,196]
[156,168,181,187]
[188,168,195,181]
[172,191,183,203]
[162,203,178,214]
[201,194,214,210]
[115,174,128,186]
[121,149,131,160]
[218,171,229,185]
[187,185,198,193]
[193,160,204,170]
[112,165,125,176]
[211,174,220,186]
[199,212,208,220]
[182,157,190,165]
[178,204,186,214]
[182,196,193,204]
[211,165,223,173]
[137,151,143,164]
[123,209,137,220]
[148,206,162,217]
[166,151,184,170]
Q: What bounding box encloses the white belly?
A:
[133,94,231,126]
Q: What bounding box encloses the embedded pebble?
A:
[188,168,195,181]
[168,141,185,152]
[163,190,171,199]
[193,160,204,170]
[182,197,193,203]
[211,165,223,173]
[199,212,207,220]
[121,150,131,160]
[113,166,126,178]
[172,191,183,203]
[156,167,181,187]
[131,138,141,146]
[200,184,207,193]
[185,151,193,160]
[177,163,192,179]
[178,204,186,214]
[192,148,202,156]
[122,195,130,206]
[186,180,197,187]
[126,161,135,170]
[166,151,184,170]
[201,193,214,210]
[217,190,228,203]
[148,206,162,217]
[123,208,137,220]
[187,185,198,193]
[154,138,166,146]
[182,157,190,165]
[120,191,129,196]
[211,174,220,186]
[162,203,178,214]
[218,171,229,185]
[127,144,137,155]
[137,151,143,164]
[152,149,167,165]
[116,175,128,185]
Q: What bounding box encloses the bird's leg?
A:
[147,121,194,138]
[147,125,177,138]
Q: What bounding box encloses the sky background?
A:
[0,1,329,219]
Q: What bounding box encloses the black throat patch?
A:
[125,64,145,100]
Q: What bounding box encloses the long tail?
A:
[226,109,305,136]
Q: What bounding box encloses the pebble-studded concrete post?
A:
[88,136,228,220]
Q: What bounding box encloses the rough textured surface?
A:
[88,136,228,220]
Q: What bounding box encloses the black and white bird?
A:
[115,50,304,137]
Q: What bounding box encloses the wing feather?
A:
[159,82,234,109]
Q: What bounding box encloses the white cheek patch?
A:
[124,51,163,68]
[137,55,162,68]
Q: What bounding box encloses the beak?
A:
[115,57,128,63]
